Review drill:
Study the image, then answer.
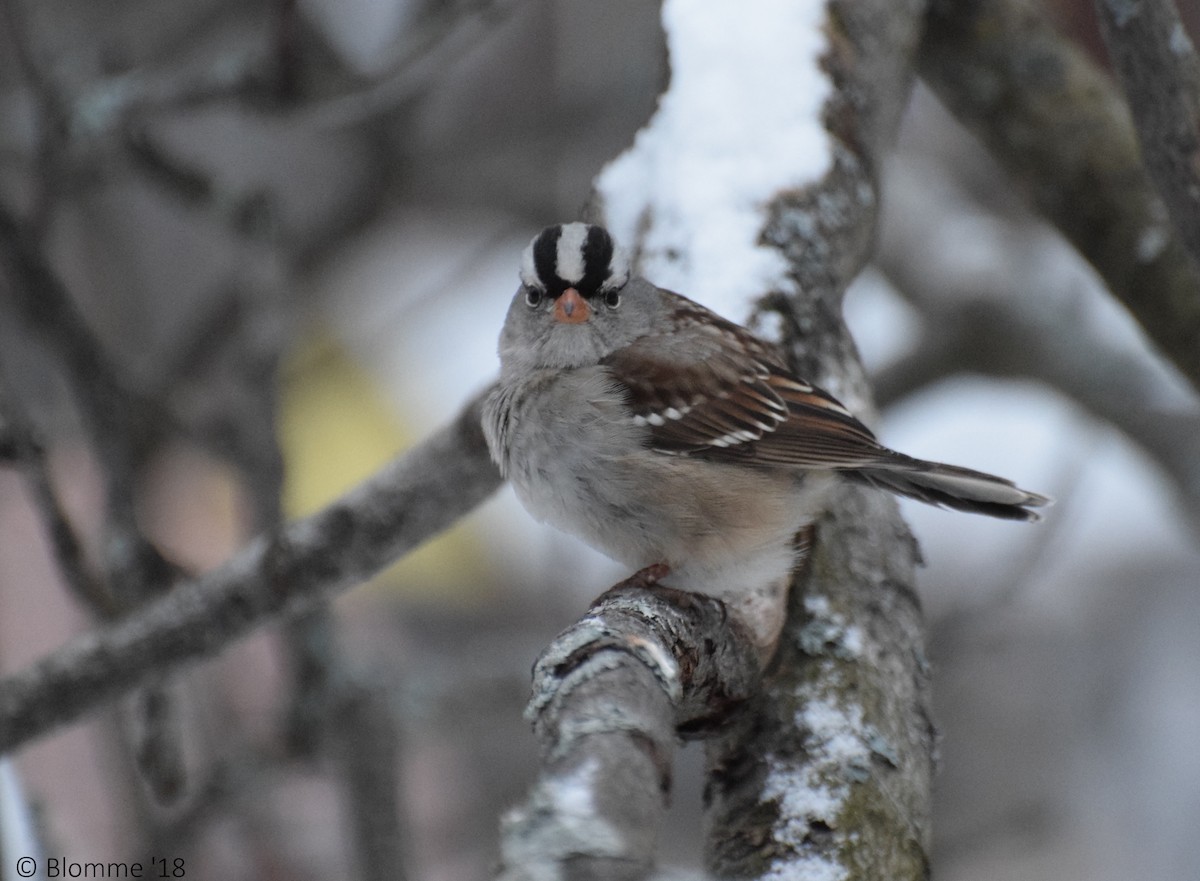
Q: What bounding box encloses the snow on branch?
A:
[597,0,832,316]
[542,0,935,878]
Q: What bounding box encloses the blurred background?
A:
[0,1,1198,879]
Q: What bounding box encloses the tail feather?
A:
[848,454,1050,522]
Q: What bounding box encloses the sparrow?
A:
[483,222,1048,648]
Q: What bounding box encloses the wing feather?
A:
[601,292,889,469]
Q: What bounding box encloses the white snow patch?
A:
[759,760,846,881]
[840,624,864,656]
[805,594,831,615]
[762,757,842,823]
[499,757,626,881]
[800,594,863,659]
[803,697,871,766]
[629,634,682,695]
[761,856,848,881]
[757,696,873,879]
[547,758,606,821]
[597,0,833,319]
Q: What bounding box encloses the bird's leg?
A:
[623,562,671,588]
[592,563,728,616]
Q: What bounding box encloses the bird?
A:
[482,222,1048,649]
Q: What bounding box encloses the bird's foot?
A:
[624,562,671,588]
[592,563,674,606]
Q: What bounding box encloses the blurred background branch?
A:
[0,392,500,751]
[874,168,1200,534]
[1095,0,1200,269]
[920,0,1200,391]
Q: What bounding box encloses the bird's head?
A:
[498,223,656,371]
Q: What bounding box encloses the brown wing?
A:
[601,292,890,470]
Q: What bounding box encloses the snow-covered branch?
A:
[701,0,935,875]
[511,0,935,877]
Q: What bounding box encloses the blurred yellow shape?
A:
[280,329,487,601]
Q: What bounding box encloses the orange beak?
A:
[553,288,590,324]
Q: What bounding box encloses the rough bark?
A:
[497,581,759,880]
[1095,0,1200,270]
[706,490,931,879]
[700,3,935,878]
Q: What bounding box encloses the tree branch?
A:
[0,391,502,753]
[331,677,410,881]
[1095,0,1200,269]
[873,149,1200,534]
[919,0,1200,393]
[496,578,760,880]
[573,0,933,876]
[0,368,110,613]
[699,1,934,877]
[706,488,931,879]
[0,202,173,588]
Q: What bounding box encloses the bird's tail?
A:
[847,454,1050,522]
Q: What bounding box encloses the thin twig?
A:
[272,0,301,103]
[0,368,111,614]
[0,0,67,237]
[0,202,166,552]
[295,0,530,131]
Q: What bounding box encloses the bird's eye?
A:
[525,288,544,308]
[603,289,621,308]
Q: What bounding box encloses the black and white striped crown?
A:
[519,223,630,298]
